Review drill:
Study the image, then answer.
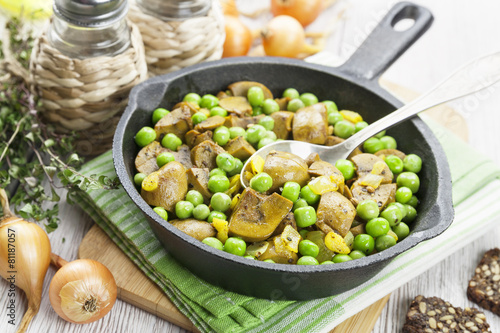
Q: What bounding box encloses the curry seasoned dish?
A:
[132,82,423,265]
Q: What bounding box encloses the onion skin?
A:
[49,257,117,324]
[0,189,51,333]
[221,0,239,17]
[270,0,323,27]
[262,15,306,58]
[222,15,253,58]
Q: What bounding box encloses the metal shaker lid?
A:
[136,0,210,21]
[53,0,128,27]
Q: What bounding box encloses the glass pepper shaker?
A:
[135,0,211,21]
[47,0,131,59]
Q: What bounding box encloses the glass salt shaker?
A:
[135,0,211,21]
[47,0,131,59]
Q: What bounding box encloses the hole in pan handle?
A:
[338,1,434,82]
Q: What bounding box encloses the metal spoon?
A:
[241,51,500,188]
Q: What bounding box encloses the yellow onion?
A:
[49,254,117,324]
[0,188,51,333]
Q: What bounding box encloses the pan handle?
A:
[338,2,433,82]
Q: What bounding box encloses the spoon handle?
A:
[342,51,500,151]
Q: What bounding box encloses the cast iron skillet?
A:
[114,2,454,300]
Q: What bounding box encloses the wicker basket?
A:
[128,0,225,76]
[29,22,148,156]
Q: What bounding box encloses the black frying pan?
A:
[114,2,453,300]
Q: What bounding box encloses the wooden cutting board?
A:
[78,82,468,333]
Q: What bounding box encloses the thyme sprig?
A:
[0,18,120,232]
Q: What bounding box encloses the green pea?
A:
[135,126,156,147]
[375,234,397,252]
[156,152,175,168]
[183,93,201,104]
[152,108,170,124]
[297,256,319,265]
[209,168,226,177]
[294,206,317,228]
[227,158,243,177]
[397,172,420,193]
[153,207,168,221]
[380,205,403,227]
[300,185,320,205]
[202,237,223,250]
[282,88,299,99]
[356,200,379,221]
[208,175,230,193]
[287,98,305,112]
[385,155,404,174]
[252,106,263,116]
[334,120,355,139]
[392,222,410,240]
[407,195,419,208]
[229,126,246,139]
[363,137,384,153]
[186,190,204,207]
[299,229,309,238]
[175,201,194,219]
[211,192,232,212]
[134,173,146,186]
[322,100,338,113]
[200,94,219,109]
[224,237,247,256]
[299,92,318,106]
[396,186,413,204]
[246,124,267,144]
[388,202,407,219]
[403,205,417,223]
[293,198,308,211]
[259,116,275,131]
[263,259,275,263]
[213,126,230,146]
[207,211,226,223]
[380,136,397,149]
[298,240,320,257]
[354,121,368,133]
[192,112,208,125]
[332,254,352,263]
[349,250,366,260]
[193,204,210,220]
[161,133,182,151]
[244,255,256,260]
[353,234,375,255]
[365,217,390,238]
[320,260,334,265]
[403,154,422,173]
[374,130,386,138]
[282,182,301,202]
[247,86,265,107]
[258,137,276,149]
[250,172,273,193]
[209,106,227,117]
[262,99,280,115]
[216,153,236,172]
[210,106,228,117]
[335,159,356,180]
[327,111,343,125]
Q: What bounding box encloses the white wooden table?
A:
[1,0,500,332]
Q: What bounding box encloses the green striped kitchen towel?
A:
[73,116,500,333]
